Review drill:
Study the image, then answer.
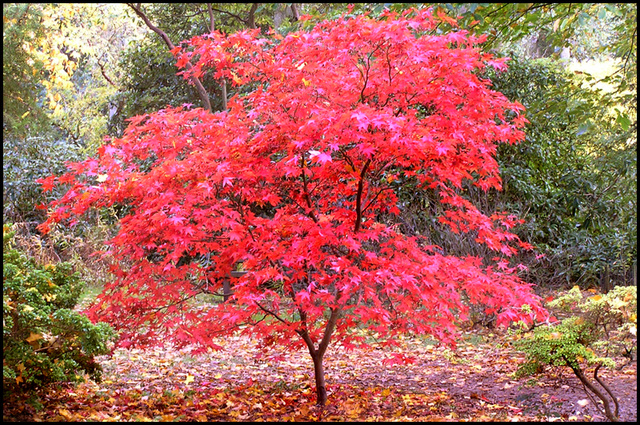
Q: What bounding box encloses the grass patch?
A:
[75,282,104,311]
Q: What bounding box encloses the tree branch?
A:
[301,152,319,223]
[97,60,117,87]
[209,3,258,29]
[290,4,301,22]
[592,363,620,419]
[207,3,215,32]
[126,3,212,112]
[354,159,371,233]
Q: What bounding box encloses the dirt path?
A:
[4,330,636,421]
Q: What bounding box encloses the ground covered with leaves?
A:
[4,329,636,422]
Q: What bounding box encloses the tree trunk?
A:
[298,307,340,405]
[311,351,328,406]
[571,363,619,422]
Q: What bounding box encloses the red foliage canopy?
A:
[38,8,546,356]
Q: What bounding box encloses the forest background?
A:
[3,2,637,421]
[4,3,636,291]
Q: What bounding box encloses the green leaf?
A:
[576,123,590,136]
[616,114,631,131]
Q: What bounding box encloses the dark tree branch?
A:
[300,152,319,223]
[209,3,258,29]
[246,3,258,29]
[97,60,117,87]
[567,359,619,422]
[126,3,212,112]
[354,159,371,233]
[592,363,620,419]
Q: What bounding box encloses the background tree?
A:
[108,3,302,135]
[306,3,637,292]
[3,4,142,224]
[3,3,52,137]
[39,9,547,405]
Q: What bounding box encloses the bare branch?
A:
[97,60,117,87]
[126,3,212,112]
[207,3,215,32]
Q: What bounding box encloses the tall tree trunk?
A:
[126,3,212,112]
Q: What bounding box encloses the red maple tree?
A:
[38,8,546,405]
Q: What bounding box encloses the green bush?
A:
[516,285,636,374]
[383,57,636,291]
[513,285,636,421]
[3,224,116,395]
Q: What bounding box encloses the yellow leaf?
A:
[58,409,73,420]
[230,71,242,85]
[21,111,30,119]
[184,374,195,385]
[589,295,602,302]
[214,373,223,379]
[547,332,563,340]
[302,78,310,86]
[16,376,24,384]
[381,388,391,397]
[26,332,43,343]
[17,363,26,373]
[43,293,57,302]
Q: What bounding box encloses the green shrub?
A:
[3,223,116,396]
[514,285,636,421]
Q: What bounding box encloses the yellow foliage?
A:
[26,332,43,343]
[547,332,563,340]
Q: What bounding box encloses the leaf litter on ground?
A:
[3,328,636,422]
